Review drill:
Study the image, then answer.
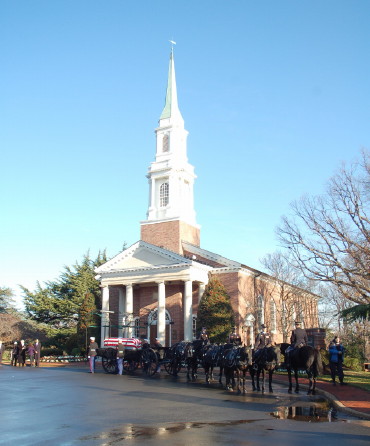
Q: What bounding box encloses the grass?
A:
[276,369,370,392]
[319,370,370,392]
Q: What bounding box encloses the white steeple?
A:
[143,48,197,227]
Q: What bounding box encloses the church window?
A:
[162,134,169,152]
[270,298,277,332]
[160,182,169,207]
[257,294,264,327]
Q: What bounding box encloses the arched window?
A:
[162,134,169,152]
[270,298,277,332]
[160,182,169,207]
[257,294,264,327]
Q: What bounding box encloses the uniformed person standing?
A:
[87,336,99,373]
[116,339,125,375]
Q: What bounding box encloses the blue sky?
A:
[1,1,369,308]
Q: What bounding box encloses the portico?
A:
[95,241,210,346]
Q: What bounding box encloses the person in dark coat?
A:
[228,327,242,346]
[27,343,36,367]
[198,327,209,345]
[11,342,19,366]
[285,321,308,367]
[329,336,346,385]
[87,337,99,373]
[34,339,42,367]
[0,340,5,365]
[253,324,273,366]
[18,340,26,367]
[290,321,308,347]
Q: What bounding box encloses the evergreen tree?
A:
[22,250,107,351]
[0,287,15,313]
[197,276,235,343]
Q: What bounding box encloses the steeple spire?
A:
[140,45,200,254]
[159,46,183,124]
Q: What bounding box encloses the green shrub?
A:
[41,347,63,357]
[344,357,362,372]
[71,347,81,356]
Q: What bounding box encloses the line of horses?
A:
[166,340,323,395]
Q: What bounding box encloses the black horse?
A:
[222,345,251,394]
[184,340,207,381]
[249,345,281,393]
[165,341,186,376]
[202,343,233,385]
[280,343,323,395]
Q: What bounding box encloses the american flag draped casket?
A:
[103,338,142,350]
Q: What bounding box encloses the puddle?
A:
[271,400,338,422]
[79,419,263,443]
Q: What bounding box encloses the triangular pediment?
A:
[95,241,190,273]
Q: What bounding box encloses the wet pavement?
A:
[1,364,370,445]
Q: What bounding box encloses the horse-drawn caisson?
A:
[95,337,323,395]
[96,337,188,376]
[96,338,159,376]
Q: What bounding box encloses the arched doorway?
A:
[147,309,172,346]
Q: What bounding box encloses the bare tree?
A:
[260,251,319,342]
[276,151,370,317]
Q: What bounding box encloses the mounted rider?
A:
[253,324,273,367]
[228,327,242,346]
[198,327,209,345]
[285,321,308,367]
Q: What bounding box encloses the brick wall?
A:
[140,220,200,254]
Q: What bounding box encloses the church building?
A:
[95,48,321,348]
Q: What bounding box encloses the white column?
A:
[118,287,125,338]
[126,284,133,337]
[100,286,109,347]
[184,280,193,341]
[198,282,206,304]
[157,281,166,346]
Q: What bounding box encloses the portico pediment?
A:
[95,240,191,274]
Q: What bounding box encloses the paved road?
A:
[1,365,370,445]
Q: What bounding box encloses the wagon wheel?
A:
[141,348,158,376]
[164,358,182,376]
[102,348,118,374]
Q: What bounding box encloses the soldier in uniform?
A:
[198,327,209,345]
[253,324,273,366]
[116,338,125,375]
[87,336,99,373]
[285,321,308,367]
[228,327,242,346]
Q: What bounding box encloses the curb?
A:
[274,378,370,421]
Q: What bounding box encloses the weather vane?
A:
[169,39,176,51]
